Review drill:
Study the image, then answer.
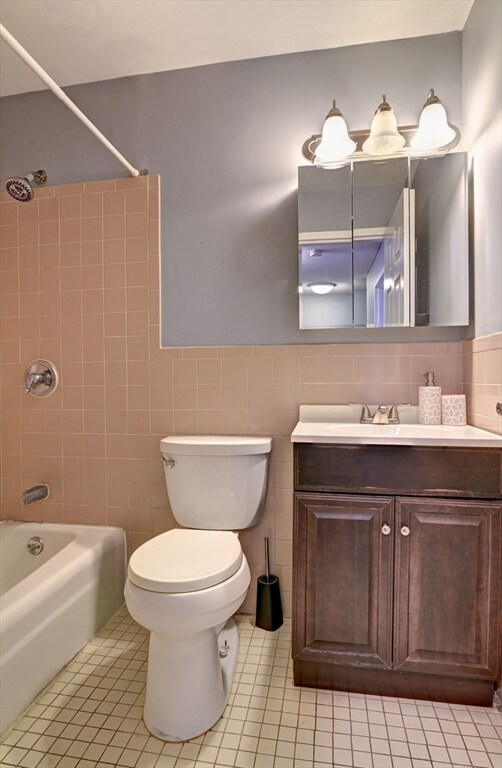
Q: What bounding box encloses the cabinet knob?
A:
[400,526,410,537]
[381,524,391,535]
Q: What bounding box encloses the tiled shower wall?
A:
[0,175,486,617]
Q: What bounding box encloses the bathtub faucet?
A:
[22,484,50,504]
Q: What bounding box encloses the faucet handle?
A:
[350,403,373,424]
[388,403,411,423]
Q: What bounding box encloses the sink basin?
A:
[291,405,502,447]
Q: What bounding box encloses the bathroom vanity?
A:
[291,407,502,706]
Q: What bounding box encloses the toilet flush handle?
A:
[163,457,175,468]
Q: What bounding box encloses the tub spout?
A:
[22,484,50,504]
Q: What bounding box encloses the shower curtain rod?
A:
[0,23,144,178]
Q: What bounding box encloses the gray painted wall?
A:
[462,0,502,338]
[0,32,466,346]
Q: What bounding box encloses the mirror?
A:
[298,165,352,328]
[353,158,410,327]
[298,153,468,329]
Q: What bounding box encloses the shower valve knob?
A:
[24,359,58,397]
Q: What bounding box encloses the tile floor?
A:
[0,609,501,768]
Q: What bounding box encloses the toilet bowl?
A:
[124,436,272,741]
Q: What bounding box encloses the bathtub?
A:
[0,521,126,734]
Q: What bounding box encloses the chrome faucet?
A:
[372,405,389,424]
[352,403,410,425]
[22,484,50,505]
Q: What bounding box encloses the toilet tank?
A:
[160,436,272,530]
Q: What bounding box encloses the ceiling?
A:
[0,0,474,98]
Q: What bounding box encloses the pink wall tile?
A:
[126,188,148,213]
[198,384,223,410]
[104,191,125,216]
[81,193,103,218]
[38,197,60,221]
[104,312,126,337]
[84,180,115,194]
[18,245,38,270]
[197,358,222,384]
[174,359,198,386]
[0,202,19,226]
[126,237,148,262]
[463,333,502,435]
[222,358,248,384]
[104,214,125,240]
[18,203,38,224]
[39,220,59,245]
[60,195,81,220]
[60,219,81,243]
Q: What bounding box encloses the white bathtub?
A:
[0,521,126,734]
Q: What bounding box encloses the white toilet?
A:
[124,435,272,742]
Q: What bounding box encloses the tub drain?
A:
[27,536,44,555]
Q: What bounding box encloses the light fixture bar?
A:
[302,123,460,165]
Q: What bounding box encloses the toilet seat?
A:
[128,529,243,594]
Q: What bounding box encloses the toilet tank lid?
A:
[160,435,272,456]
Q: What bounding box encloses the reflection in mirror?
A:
[298,165,352,328]
[353,158,410,327]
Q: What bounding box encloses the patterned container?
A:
[419,386,442,425]
[442,394,467,426]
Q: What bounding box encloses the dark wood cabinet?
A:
[295,494,394,670]
[393,497,501,680]
[293,445,502,706]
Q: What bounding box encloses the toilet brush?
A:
[255,537,283,631]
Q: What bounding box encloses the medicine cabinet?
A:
[298,153,468,329]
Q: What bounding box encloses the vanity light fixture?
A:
[302,88,460,165]
[314,101,356,167]
[362,95,405,156]
[307,282,337,294]
[411,89,457,150]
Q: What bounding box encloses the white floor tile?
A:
[0,610,500,768]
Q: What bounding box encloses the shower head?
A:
[5,170,48,202]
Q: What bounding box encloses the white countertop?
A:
[291,406,502,448]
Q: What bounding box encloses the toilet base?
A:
[144,618,239,742]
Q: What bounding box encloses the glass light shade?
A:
[315,113,356,163]
[307,282,336,294]
[362,96,405,156]
[411,101,456,150]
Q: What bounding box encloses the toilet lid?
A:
[128,529,243,593]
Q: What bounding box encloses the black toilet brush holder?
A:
[255,537,283,631]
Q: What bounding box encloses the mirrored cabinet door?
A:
[353,158,410,327]
[410,153,468,327]
[298,165,352,329]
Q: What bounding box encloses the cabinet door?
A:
[394,497,502,679]
[293,493,394,670]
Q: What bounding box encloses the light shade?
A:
[315,101,356,165]
[307,282,336,294]
[411,89,456,150]
[362,95,405,156]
